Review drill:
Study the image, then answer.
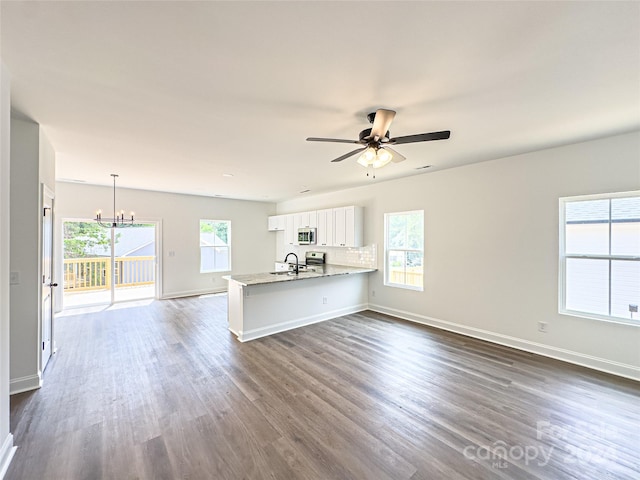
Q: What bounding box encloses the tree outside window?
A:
[64,221,115,258]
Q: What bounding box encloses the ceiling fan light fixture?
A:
[308,108,450,169]
[357,147,392,169]
[356,147,377,167]
[373,148,392,168]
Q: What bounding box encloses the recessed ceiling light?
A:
[415,165,432,170]
[222,173,234,178]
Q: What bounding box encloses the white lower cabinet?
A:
[274,261,289,272]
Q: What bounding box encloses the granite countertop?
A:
[223,264,376,287]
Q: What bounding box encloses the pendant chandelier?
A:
[95,174,135,228]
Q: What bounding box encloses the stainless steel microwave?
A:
[297,227,316,245]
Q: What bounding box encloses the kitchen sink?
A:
[269,267,316,276]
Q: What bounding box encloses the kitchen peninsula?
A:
[224,264,375,342]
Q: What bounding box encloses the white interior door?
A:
[41,186,55,371]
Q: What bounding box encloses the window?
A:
[559,192,640,323]
[385,210,424,290]
[200,220,231,273]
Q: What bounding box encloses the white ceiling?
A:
[1,1,639,202]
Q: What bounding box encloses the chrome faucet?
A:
[284,252,299,274]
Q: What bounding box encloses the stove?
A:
[276,251,325,272]
[304,251,326,266]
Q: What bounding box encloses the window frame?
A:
[199,219,231,273]
[558,191,640,325]
[384,210,425,291]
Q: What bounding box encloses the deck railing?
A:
[63,256,155,291]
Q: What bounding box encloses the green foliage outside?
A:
[388,212,424,267]
[63,222,121,258]
[200,220,229,244]
[64,222,154,258]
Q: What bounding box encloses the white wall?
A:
[38,129,55,190]
[8,119,56,394]
[55,182,276,301]
[277,131,640,380]
[9,119,40,393]
[0,61,16,479]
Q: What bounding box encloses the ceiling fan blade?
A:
[307,137,360,144]
[389,130,450,145]
[384,147,406,163]
[369,109,396,139]
[331,147,366,163]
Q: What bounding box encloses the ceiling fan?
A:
[307,109,450,170]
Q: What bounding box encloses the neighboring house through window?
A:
[559,191,640,322]
[384,210,424,291]
[200,219,231,273]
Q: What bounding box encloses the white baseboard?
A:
[368,304,640,382]
[9,373,42,395]
[0,433,16,480]
[236,304,368,342]
[161,287,227,300]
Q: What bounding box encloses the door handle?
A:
[48,283,58,287]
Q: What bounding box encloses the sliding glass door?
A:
[113,224,156,303]
[62,220,157,308]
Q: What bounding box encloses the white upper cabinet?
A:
[267,215,285,231]
[284,214,297,246]
[333,207,346,246]
[316,208,334,247]
[333,206,363,247]
[295,211,317,228]
[308,211,317,228]
[271,206,362,248]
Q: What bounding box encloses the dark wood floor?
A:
[7,295,640,479]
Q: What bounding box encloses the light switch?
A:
[10,271,20,285]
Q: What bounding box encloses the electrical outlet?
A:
[371,290,376,297]
[538,321,548,333]
[10,271,19,285]
[322,296,328,304]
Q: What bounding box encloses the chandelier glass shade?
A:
[95,174,135,228]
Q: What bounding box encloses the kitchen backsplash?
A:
[324,244,377,268]
[280,244,377,269]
